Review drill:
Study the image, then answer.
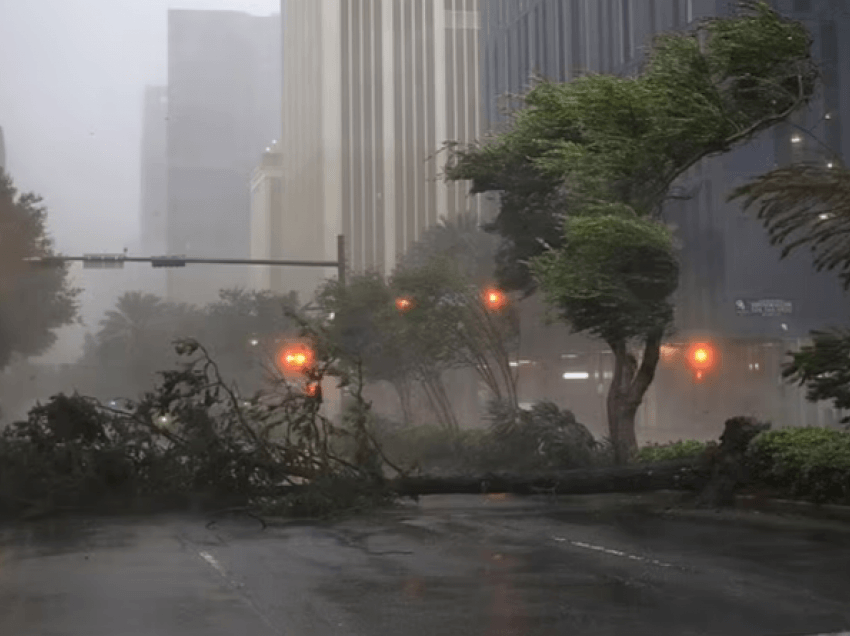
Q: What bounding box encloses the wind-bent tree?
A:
[395,212,520,410]
[0,170,79,372]
[315,273,419,425]
[532,214,679,459]
[446,1,819,462]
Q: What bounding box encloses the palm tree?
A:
[97,292,170,355]
[729,163,850,289]
[730,162,850,422]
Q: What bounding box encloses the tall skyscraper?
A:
[140,86,168,257]
[166,9,281,306]
[273,0,483,296]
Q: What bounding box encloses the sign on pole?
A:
[82,254,125,269]
[734,298,793,316]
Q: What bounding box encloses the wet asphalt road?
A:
[1,494,849,636]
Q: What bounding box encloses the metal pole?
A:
[337,234,346,287]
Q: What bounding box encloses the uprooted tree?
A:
[446,1,820,463]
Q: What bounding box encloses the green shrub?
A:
[635,440,712,463]
[747,427,850,504]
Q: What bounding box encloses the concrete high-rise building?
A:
[166,9,281,306]
[479,0,850,433]
[270,0,484,298]
[140,86,168,257]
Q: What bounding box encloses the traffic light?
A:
[395,297,413,312]
[483,287,507,311]
[686,342,715,381]
[278,343,314,374]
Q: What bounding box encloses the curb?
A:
[733,494,850,524]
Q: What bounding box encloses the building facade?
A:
[249,148,286,294]
[0,126,5,171]
[479,0,850,435]
[166,9,281,306]
[270,0,483,296]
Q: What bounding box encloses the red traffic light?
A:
[395,297,413,312]
[686,342,715,372]
[278,343,314,373]
[483,287,507,311]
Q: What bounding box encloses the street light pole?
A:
[337,234,346,288]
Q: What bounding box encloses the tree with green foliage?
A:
[447,1,818,295]
[393,213,520,414]
[0,170,79,372]
[446,1,818,462]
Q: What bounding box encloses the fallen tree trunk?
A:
[389,459,704,498]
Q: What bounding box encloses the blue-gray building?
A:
[479,0,850,433]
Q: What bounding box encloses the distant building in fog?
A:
[0,125,6,171]
[140,86,168,258]
[166,9,281,306]
[267,0,484,299]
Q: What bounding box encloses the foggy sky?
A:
[0,0,280,363]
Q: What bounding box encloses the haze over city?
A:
[2,2,850,633]
[0,0,279,361]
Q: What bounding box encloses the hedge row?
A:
[637,427,850,505]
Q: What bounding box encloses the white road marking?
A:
[198,550,229,579]
[553,536,674,568]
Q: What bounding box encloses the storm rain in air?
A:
[1,1,850,634]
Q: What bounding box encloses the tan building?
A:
[258,0,484,299]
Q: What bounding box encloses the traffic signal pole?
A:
[25,234,348,285]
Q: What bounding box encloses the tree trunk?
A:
[606,329,663,465]
[392,378,414,426]
[270,459,703,498]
